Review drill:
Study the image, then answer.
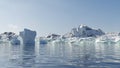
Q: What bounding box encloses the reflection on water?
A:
[0,42,120,68]
[21,44,35,68]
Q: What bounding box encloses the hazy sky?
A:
[0,0,120,36]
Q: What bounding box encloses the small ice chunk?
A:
[10,36,20,45]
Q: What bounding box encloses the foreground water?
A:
[0,42,120,68]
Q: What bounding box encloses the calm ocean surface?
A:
[0,42,120,68]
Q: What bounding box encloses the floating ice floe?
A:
[95,32,120,44]
[66,37,95,45]
[51,38,66,44]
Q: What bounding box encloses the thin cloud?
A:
[8,24,18,29]
[8,24,19,34]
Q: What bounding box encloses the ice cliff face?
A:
[20,29,36,45]
[63,24,105,38]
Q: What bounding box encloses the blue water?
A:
[0,42,120,68]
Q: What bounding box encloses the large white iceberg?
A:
[19,28,36,45]
[63,24,105,38]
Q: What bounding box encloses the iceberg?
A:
[10,36,20,45]
[63,24,105,38]
[95,32,120,44]
[66,37,95,45]
[0,32,15,40]
[0,32,16,43]
[47,34,61,40]
[19,28,36,45]
[39,37,48,44]
[52,38,66,44]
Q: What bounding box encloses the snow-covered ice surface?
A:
[0,40,120,68]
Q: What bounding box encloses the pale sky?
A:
[0,0,120,36]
